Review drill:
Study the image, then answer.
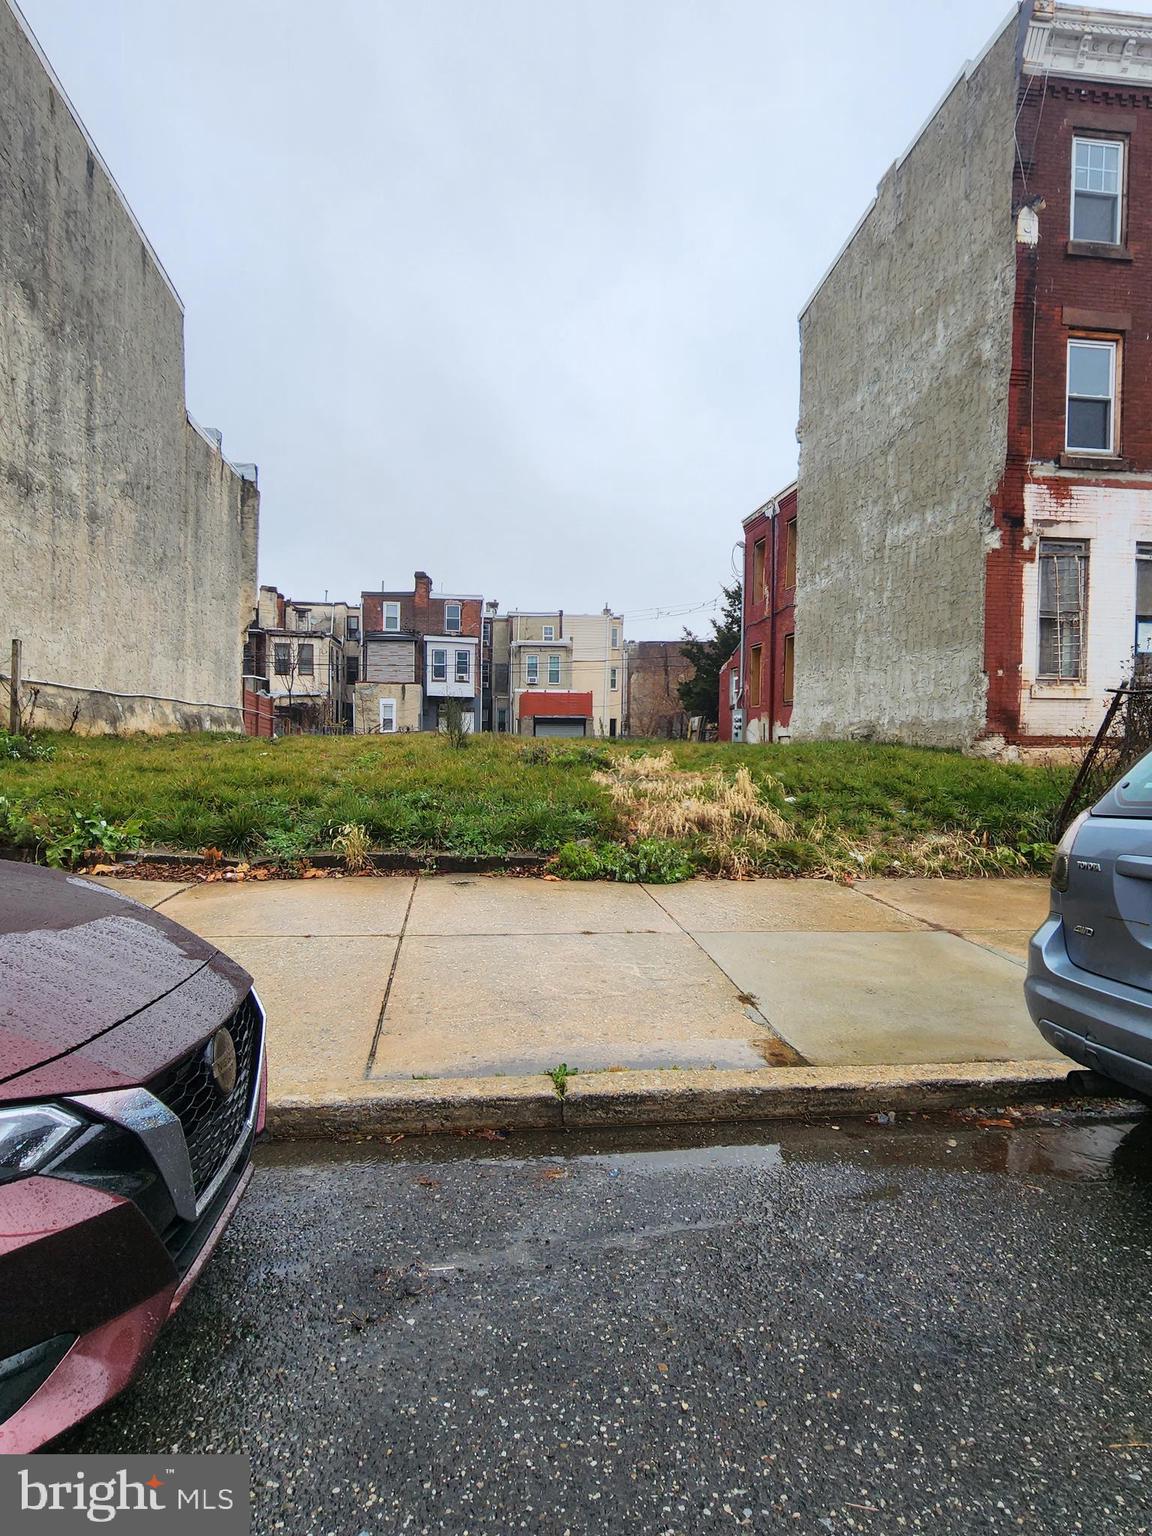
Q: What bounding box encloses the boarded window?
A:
[274,643,291,675]
[752,540,766,602]
[297,643,314,675]
[1038,540,1088,680]
[749,645,763,706]
[784,519,797,589]
[782,633,795,704]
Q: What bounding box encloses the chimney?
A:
[414,571,432,611]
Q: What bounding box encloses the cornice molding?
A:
[1025,5,1152,86]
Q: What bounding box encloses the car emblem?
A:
[205,1027,238,1098]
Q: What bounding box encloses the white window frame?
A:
[547,654,561,685]
[430,647,448,682]
[1066,338,1117,456]
[383,601,401,632]
[729,669,739,707]
[542,624,555,641]
[525,654,539,685]
[611,625,619,649]
[610,665,619,691]
[379,698,397,733]
[1071,135,1124,246]
[445,601,462,633]
[455,648,471,684]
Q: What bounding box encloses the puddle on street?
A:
[257,1105,1152,1187]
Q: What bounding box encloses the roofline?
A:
[741,478,798,527]
[798,4,1019,321]
[5,0,184,310]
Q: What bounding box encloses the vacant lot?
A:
[0,732,1071,878]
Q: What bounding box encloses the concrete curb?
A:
[266,1060,1077,1138]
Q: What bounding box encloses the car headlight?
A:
[1051,808,1090,894]
[0,1105,85,1183]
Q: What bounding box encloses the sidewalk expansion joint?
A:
[363,875,419,1079]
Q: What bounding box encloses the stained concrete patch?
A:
[162,877,415,937]
[647,878,927,933]
[83,877,191,909]
[368,932,798,1079]
[693,930,1062,1067]
[217,935,397,1096]
[407,877,677,935]
[960,930,1033,966]
[855,878,1048,932]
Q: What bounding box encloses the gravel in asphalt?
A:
[57,1111,1152,1535]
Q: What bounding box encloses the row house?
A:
[355,571,482,733]
[244,586,361,730]
[718,484,797,743]
[795,0,1152,751]
[487,609,625,737]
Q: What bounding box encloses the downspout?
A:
[734,540,746,739]
[767,498,779,743]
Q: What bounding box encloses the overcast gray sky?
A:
[22,0,1151,637]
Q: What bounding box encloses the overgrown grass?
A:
[0,732,1072,878]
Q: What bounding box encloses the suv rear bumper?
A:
[1025,916,1152,1098]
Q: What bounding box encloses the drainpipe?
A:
[767,498,779,744]
[734,540,746,741]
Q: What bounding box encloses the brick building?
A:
[624,640,694,738]
[718,484,797,743]
[795,1,1152,751]
[355,572,482,733]
[244,586,360,731]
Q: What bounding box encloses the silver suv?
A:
[1026,755,1152,1101]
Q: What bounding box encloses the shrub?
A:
[0,730,54,762]
[552,838,695,883]
[42,809,144,869]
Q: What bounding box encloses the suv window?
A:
[1094,750,1152,817]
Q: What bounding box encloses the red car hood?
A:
[0,863,225,1083]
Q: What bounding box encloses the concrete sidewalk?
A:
[97,873,1068,1128]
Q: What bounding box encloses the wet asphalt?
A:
[58,1110,1152,1536]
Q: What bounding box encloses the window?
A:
[784,519,797,589]
[1038,539,1088,681]
[295,608,311,630]
[547,654,561,685]
[752,539,766,602]
[610,665,619,691]
[749,645,763,706]
[483,618,493,645]
[1137,546,1152,654]
[609,719,618,738]
[611,625,620,649]
[497,707,508,732]
[542,625,555,641]
[1067,339,1117,454]
[346,615,360,639]
[526,654,539,685]
[455,648,471,683]
[274,642,291,676]
[379,698,396,733]
[383,601,401,632]
[431,647,448,682]
[297,643,314,675]
[1072,136,1124,244]
[345,656,359,685]
[782,633,795,704]
[445,602,462,633]
[729,668,739,707]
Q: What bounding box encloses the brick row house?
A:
[718,484,797,743]
[792,0,1152,751]
[355,572,483,734]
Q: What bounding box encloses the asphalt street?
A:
[58,1111,1152,1535]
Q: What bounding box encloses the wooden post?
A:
[8,638,20,735]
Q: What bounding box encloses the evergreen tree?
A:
[677,582,742,724]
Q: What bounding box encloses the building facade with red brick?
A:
[795,1,1152,751]
[356,572,483,733]
[718,484,797,743]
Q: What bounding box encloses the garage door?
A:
[534,718,587,737]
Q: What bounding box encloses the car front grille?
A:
[148,991,262,1201]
